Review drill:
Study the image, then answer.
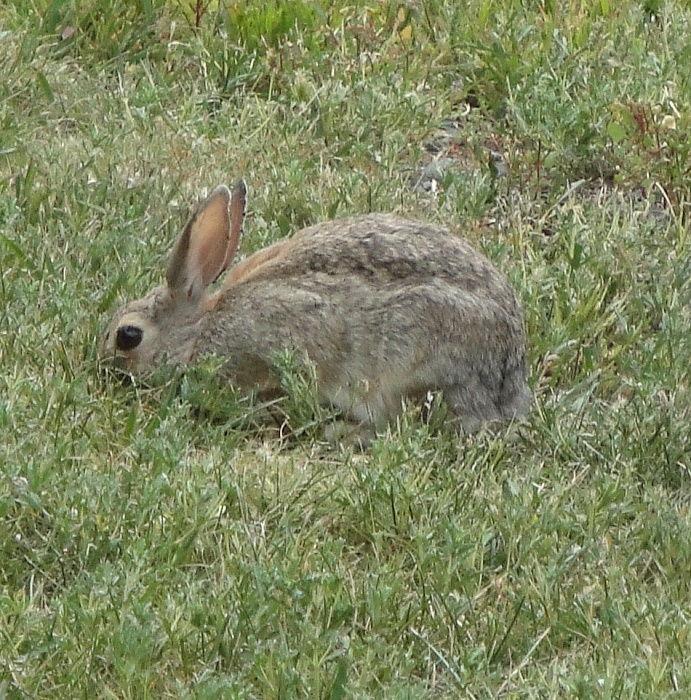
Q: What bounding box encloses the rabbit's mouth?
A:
[99,355,139,385]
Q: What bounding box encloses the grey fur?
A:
[100,185,532,436]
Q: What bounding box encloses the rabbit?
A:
[100,182,532,442]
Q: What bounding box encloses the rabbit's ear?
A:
[166,185,232,302]
[221,180,247,272]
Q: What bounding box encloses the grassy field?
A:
[1,0,690,697]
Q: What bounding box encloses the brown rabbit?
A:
[100,182,532,440]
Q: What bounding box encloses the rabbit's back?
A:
[226,215,512,291]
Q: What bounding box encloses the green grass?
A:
[1,0,690,697]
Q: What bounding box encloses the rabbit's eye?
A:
[116,325,143,351]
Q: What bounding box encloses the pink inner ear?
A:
[194,209,230,285]
[166,186,234,302]
[188,192,231,289]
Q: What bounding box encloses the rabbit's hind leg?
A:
[443,381,503,434]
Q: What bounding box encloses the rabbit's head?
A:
[99,182,246,376]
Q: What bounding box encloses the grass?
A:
[1,0,690,697]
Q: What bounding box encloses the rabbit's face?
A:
[99,286,199,375]
[99,182,247,377]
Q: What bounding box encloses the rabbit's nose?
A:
[116,325,143,351]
